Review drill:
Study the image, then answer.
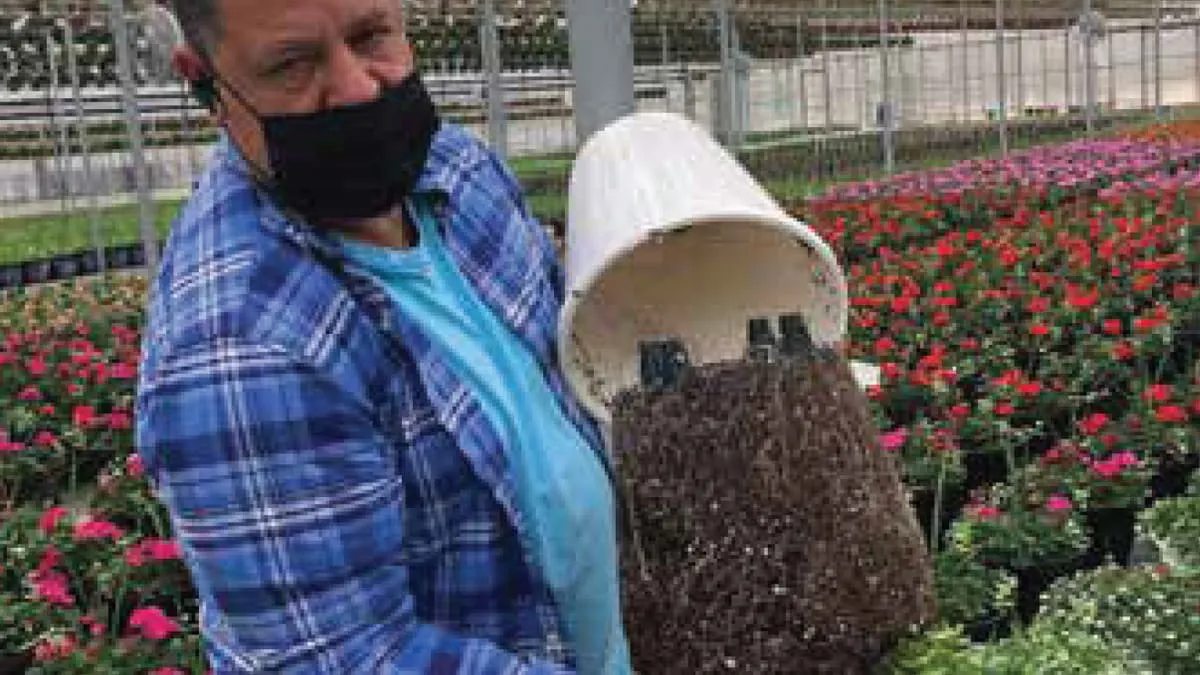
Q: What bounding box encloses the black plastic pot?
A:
[964,609,1014,644]
[1150,453,1200,501]
[1081,507,1139,568]
[911,484,967,547]
[0,651,32,675]
[77,249,101,275]
[105,244,133,269]
[0,263,23,289]
[50,253,80,280]
[1012,560,1083,625]
[127,243,147,267]
[20,258,52,285]
[963,452,1009,493]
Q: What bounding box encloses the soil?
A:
[612,349,936,674]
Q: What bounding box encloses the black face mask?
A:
[214,71,440,223]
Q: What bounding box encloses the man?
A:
[134,0,632,672]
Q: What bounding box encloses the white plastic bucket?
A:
[557,112,851,424]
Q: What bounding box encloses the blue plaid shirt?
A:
[134,123,608,674]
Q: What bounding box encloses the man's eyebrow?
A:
[345,7,392,35]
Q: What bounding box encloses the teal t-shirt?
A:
[337,199,632,675]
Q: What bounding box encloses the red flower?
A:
[25,357,46,376]
[1026,297,1051,314]
[1113,341,1135,360]
[994,401,1015,416]
[72,405,97,428]
[1155,406,1188,423]
[1078,412,1109,435]
[874,337,897,355]
[127,607,181,641]
[16,385,41,401]
[969,505,1001,520]
[1065,288,1099,309]
[1018,382,1043,397]
[1101,319,1122,336]
[949,404,971,420]
[890,297,913,313]
[1029,324,1051,336]
[111,362,137,379]
[38,506,68,534]
[73,519,125,542]
[1142,384,1173,402]
[33,430,57,447]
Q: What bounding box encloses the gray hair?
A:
[168,0,221,58]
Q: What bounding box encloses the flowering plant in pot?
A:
[931,549,1016,641]
[1039,564,1200,675]
[1137,490,1200,568]
[947,497,1090,624]
[881,422,967,546]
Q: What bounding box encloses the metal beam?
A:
[566,0,637,145]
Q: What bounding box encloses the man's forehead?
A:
[216,0,400,44]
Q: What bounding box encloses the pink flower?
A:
[1092,459,1123,478]
[125,454,145,478]
[32,570,74,607]
[149,669,186,675]
[879,428,908,452]
[38,506,68,534]
[72,405,97,428]
[1046,495,1072,512]
[994,401,1015,416]
[73,519,125,542]
[16,385,41,400]
[127,606,181,641]
[107,411,133,430]
[970,505,1001,520]
[33,430,57,447]
[0,439,25,453]
[111,362,137,379]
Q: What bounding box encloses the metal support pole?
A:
[960,0,970,121]
[1109,22,1117,109]
[797,14,808,132]
[1014,0,1024,114]
[1083,0,1096,132]
[566,0,636,145]
[1154,0,1163,118]
[879,0,894,173]
[65,19,104,272]
[995,0,1008,156]
[479,0,507,158]
[821,0,832,132]
[1064,22,1072,109]
[713,0,734,144]
[1195,22,1200,103]
[1141,25,1150,110]
[109,0,159,274]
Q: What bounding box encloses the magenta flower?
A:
[879,428,909,452]
[128,606,181,641]
[1045,495,1072,512]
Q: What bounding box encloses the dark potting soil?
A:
[611,350,936,674]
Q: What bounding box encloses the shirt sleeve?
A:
[135,336,569,675]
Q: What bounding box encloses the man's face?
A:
[178,0,415,176]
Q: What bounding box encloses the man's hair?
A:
[169,0,220,58]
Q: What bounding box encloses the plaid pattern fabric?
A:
[135,123,607,674]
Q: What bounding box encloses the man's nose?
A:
[325,44,380,107]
